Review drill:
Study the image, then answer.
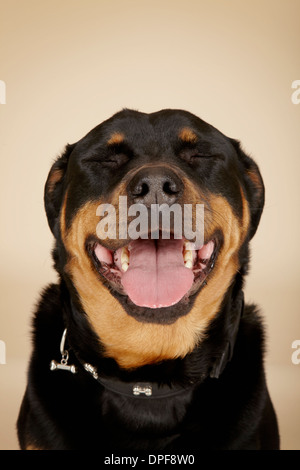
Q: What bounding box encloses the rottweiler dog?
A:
[17,109,280,451]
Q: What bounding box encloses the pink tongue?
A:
[121,239,194,308]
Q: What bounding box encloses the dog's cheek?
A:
[188,190,250,326]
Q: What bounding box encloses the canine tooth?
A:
[183,250,193,262]
[185,260,193,269]
[121,262,129,272]
[121,247,129,264]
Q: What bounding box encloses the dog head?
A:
[44,109,264,368]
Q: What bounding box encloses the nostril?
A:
[163,180,179,195]
[132,182,149,198]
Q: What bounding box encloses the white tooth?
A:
[183,250,193,262]
[185,260,193,269]
[121,247,129,264]
[121,262,129,272]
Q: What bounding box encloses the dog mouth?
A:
[87,236,219,309]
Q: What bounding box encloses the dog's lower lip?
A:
[87,236,219,307]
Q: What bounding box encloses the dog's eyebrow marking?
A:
[178,127,198,144]
[107,132,125,146]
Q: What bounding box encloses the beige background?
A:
[0,0,299,450]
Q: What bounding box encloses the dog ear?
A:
[44,144,75,237]
[231,139,265,240]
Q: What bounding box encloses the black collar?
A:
[55,291,244,398]
[81,361,195,398]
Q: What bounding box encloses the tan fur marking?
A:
[60,190,69,241]
[60,179,250,369]
[247,169,263,196]
[107,132,125,146]
[178,127,198,144]
[186,188,250,333]
[46,168,64,194]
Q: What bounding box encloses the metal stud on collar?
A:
[133,383,152,396]
[83,362,99,380]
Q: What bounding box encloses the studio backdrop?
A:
[0,0,299,450]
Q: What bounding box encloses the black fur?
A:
[17,109,279,451]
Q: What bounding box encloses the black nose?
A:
[127,167,183,206]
